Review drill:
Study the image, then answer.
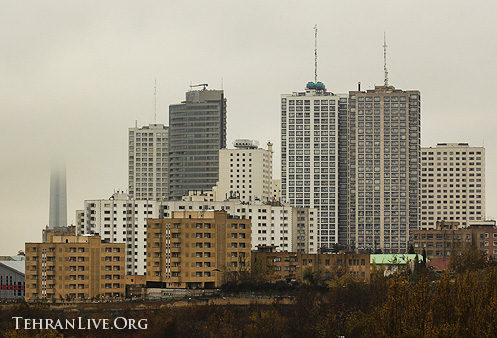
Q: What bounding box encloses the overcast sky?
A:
[1,1,496,254]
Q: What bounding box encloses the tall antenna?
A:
[154,79,157,123]
[314,24,318,83]
[383,32,389,87]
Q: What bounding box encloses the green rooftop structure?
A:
[370,254,422,265]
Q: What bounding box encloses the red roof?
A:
[427,257,450,271]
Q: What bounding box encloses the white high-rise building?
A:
[161,200,318,253]
[281,81,347,249]
[420,143,485,229]
[128,123,169,201]
[78,192,161,275]
[215,139,273,203]
[271,179,281,202]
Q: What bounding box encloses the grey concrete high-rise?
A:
[168,88,226,200]
[48,163,67,228]
[341,86,421,254]
[128,123,169,201]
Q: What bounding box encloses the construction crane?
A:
[189,83,208,90]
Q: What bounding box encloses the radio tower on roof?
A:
[383,32,389,87]
[314,24,318,84]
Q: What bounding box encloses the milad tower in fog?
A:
[48,162,67,228]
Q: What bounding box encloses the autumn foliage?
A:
[2,259,497,337]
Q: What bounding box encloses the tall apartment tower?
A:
[49,162,67,228]
[169,88,227,200]
[128,123,169,201]
[215,139,273,203]
[420,143,485,229]
[342,86,421,253]
[281,81,348,249]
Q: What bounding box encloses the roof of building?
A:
[0,261,25,275]
[427,257,450,271]
[370,254,420,265]
[0,255,25,261]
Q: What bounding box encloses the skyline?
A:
[1,1,497,254]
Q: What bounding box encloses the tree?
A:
[302,267,325,287]
[449,244,487,274]
[408,244,415,254]
[245,310,287,338]
[330,243,343,254]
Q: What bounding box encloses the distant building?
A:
[128,123,169,201]
[281,81,346,250]
[0,261,25,299]
[161,199,318,253]
[412,220,497,260]
[271,179,281,202]
[75,210,84,235]
[215,139,273,203]
[420,143,485,229]
[182,190,216,202]
[343,86,421,254]
[252,247,370,282]
[77,192,161,275]
[0,253,25,262]
[146,211,251,289]
[49,162,67,228]
[370,254,421,276]
[24,235,125,302]
[169,88,227,200]
[42,225,75,243]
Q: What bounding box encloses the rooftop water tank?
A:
[306,82,316,89]
[315,82,326,90]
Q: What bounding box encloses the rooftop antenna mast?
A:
[154,78,157,124]
[190,83,209,90]
[314,24,318,83]
[383,32,389,87]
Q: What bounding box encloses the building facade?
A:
[128,123,169,201]
[75,210,84,235]
[0,261,25,299]
[412,221,497,260]
[342,86,421,253]
[42,225,75,243]
[420,143,485,229]
[24,236,125,302]
[271,179,281,202]
[252,248,370,282]
[281,81,347,250]
[161,200,318,253]
[169,89,227,200]
[77,192,161,275]
[215,139,273,203]
[146,211,251,289]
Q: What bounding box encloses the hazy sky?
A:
[1,1,496,254]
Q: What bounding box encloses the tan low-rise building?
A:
[252,247,370,282]
[24,235,125,302]
[146,211,251,289]
[412,221,497,260]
